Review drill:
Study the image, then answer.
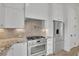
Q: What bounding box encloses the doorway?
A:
[53,20,64,52]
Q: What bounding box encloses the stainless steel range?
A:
[27,36,47,56]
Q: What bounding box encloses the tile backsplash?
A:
[0,28,25,39]
[25,19,46,37]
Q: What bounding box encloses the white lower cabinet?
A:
[47,38,53,55]
[6,42,27,56]
[6,47,14,56]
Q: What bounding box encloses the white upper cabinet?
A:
[4,3,24,9]
[4,7,24,28]
[0,3,24,28]
[25,3,48,20]
[52,4,64,20]
[0,4,5,28]
[0,3,3,6]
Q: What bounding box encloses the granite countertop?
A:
[0,37,25,56]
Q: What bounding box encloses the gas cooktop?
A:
[27,36,45,40]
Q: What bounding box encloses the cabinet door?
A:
[52,4,63,20]
[47,38,53,55]
[25,3,48,20]
[0,6,5,28]
[4,7,24,28]
[4,3,24,9]
[6,47,14,56]
[0,3,3,6]
[12,43,27,56]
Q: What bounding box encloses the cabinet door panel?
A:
[6,47,14,56]
[4,7,24,28]
[4,3,24,9]
[0,4,3,6]
[0,6,5,28]
[25,3,48,20]
[47,38,53,55]
[12,43,27,56]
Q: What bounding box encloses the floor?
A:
[48,46,79,56]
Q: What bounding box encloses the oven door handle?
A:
[29,43,46,47]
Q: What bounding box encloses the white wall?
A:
[65,4,79,51]
[54,3,79,51]
[50,3,79,52]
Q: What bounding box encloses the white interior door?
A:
[53,20,64,52]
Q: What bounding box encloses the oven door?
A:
[27,43,47,56]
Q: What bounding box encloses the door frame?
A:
[53,20,65,52]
